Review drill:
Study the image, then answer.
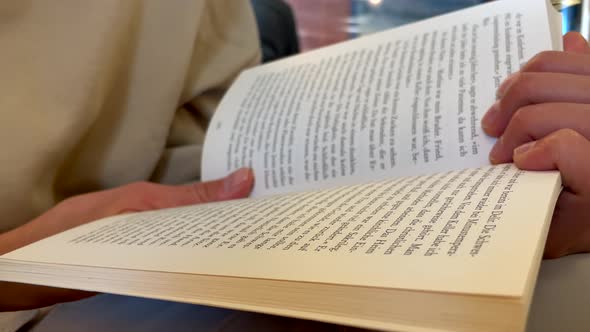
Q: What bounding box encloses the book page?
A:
[3,165,561,297]
[202,0,559,197]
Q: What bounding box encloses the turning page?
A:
[202,0,560,197]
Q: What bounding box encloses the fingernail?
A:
[496,73,518,99]
[482,101,500,132]
[224,168,252,195]
[514,141,536,156]
[489,138,503,164]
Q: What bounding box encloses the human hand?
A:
[0,168,253,311]
[1,168,254,254]
[481,32,590,258]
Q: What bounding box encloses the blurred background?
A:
[280,0,587,52]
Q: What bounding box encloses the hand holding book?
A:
[0,168,254,256]
[482,32,590,258]
[0,169,253,311]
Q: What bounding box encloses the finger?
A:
[513,129,590,194]
[481,72,590,137]
[183,167,255,203]
[511,51,590,78]
[118,168,254,211]
[489,103,590,163]
[564,31,590,54]
[484,33,590,135]
[496,34,590,100]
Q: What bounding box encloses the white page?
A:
[202,0,559,197]
[2,166,561,297]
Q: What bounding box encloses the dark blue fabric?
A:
[251,0,300,63]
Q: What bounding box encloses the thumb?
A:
[512,130,590,258]
[512,129,590,194]
[564,31,590,54]
[137,168,255,210]
[183,168,255,203]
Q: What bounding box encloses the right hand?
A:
[481,32,590,258]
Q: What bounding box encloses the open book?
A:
[0,1,564,331]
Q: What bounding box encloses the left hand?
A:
[0,168,254,311]
[1,168,254,255]
[481,32,590,258]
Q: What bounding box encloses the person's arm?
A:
[482,32,590,258]
[0,169,253,311]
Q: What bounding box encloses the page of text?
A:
[202,0,557,197]
[5,165,561,297]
